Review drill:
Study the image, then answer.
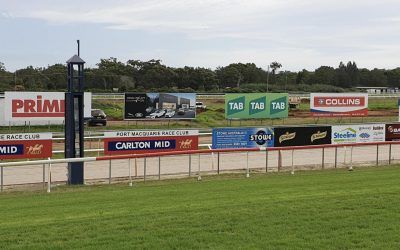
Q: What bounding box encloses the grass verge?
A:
[1,166,400,249]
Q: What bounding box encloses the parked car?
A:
[87,109,107,126]
[196,101,207,110]
[177,108,185,115]
[149,109,166,118]
[164,109,176,118]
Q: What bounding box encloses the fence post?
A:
[334,146,338,169]
[47,158,51,193]
[197,154,201,181]
[109,159,112,184]
[278,150,282,172]
[42,163,46,189]
[158,156,161,180]
[376,144,379,166]
[246,151,250,178]
[349,146,353,171]
[291,150,294,174]
[1,166,3,192]
[128,158,133,187]
[322,147,325,170]
[189,154,191,177]
[389,143,392,165]
[98,138,101,157]
[144,157,147,183]
[217,152,220,174]
[265,149,268,173]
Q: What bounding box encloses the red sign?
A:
[310,93,368,117]
[103,130,198,155]
[12,96,65,118]
[313,97,365,107]
[385,123,400,141]
[0,133,52,160]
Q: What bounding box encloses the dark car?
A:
[87,109,107,126]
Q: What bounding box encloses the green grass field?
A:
[1,166,400,249]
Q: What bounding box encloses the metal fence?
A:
[1,141,399,192]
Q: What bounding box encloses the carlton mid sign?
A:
[104,130,198,155]
[4,92,92,122]
[0,133,52,160]
[310,93,368,117]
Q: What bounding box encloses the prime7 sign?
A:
[225,93,288,119]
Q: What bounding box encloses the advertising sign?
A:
[331,124,385,144]
[385,123,400,141]
[212,127,274,149]
[274,126,331,147]
[310,93,368,117]
[104,130,198,155]
[225,93,288,119]
[4,92,92,122]
[124,93,196,120]
[0,133,52,160]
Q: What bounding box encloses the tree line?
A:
[0,59,399,93]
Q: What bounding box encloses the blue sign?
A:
[0,144,24,155]
[212,128,274,149]
[108,139,176,151]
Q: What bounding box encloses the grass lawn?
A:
[1,166,400,249]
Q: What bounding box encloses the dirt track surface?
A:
[2,144,397,188]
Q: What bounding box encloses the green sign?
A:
[225,93,288,119]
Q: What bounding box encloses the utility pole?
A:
[266,65,270,92]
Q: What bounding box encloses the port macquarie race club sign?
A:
[103,130,198,155]
[212,127,274,149]
[0,133,52,160]
[310,93,368,117]
[3,92,92,121]
[225,93,288,119]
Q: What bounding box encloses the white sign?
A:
[104,130,199,138]
[331,124,385,144]
[311,93,368,117]
[4,92,92,122]
[0,132,52,141]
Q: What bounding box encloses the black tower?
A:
[65,53,85,185]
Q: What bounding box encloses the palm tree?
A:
[269,61,282,85]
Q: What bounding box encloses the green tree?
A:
[269,61,282,84]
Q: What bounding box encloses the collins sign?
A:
[310,93,368,117]
[103,130,198,155]
[0,133,52,160]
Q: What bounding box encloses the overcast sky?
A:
[1,0,399,71]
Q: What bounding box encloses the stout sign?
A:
[274,126,331,147]
[0,133,52,160]
[310,93,368,117]
[104,130,198,155]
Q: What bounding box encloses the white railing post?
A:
[246,151,250,178]
[47,157,51,193]
[291,150,294,175]
[42,163,46,189]
[144,157,147,183]
[128,158,132,187]
[109,159,112,184]
[197,154,202,181]
[1,166,3,192]
[158,156,161,180]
